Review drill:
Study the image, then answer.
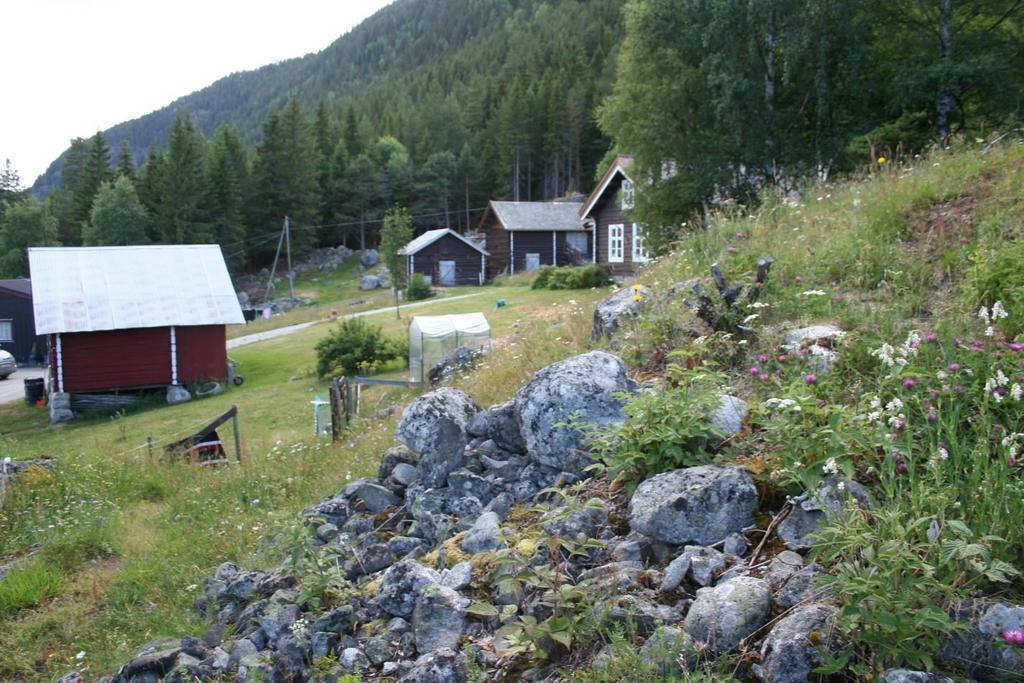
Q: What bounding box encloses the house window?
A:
[620,179,634,210]
[0,320,11,342]
[632,224,649,263]
[608,224,624,263]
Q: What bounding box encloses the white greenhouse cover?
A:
[410,313,490,337]
[29,245,245,335]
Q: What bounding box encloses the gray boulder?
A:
[775,563,830,610]
[166,384,191,406]
[765,551,804,589]
[937,600,1024,680]
[441,561,473,592]
[399,647,468,683]
[629,465,759,545]
[712,395,748,437]
[377,560,442,617]
[637,626,696,677]
[360,274,381,290]
[878,671,954,683]
[782,324,843,347]
[360,249,380,267]
[378,445,420,482]
[344,479,402,513]
[515,351,636,470]
[467,401,526,454]
[397,388,480,487]
[460,510,506,555]
[49,391,75,423]
[777,478,871,551]
[592,285,651,341]
[413,583,468,653]
[757,604,840,683]
[782,324,843,374]
[683,576,771,653]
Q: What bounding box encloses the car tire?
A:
[233,376,244,386]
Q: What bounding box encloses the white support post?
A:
[510,232,515,275]
[552,232,557,266]
[170,326,178,385]
[55,333,63,392]
[480,253,486,284]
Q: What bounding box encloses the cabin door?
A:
[525,253,541,272]
[439,260,457,286]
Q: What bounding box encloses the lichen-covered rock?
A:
[782,324,843,347]
[378,445,420,482]
[460,511,506,555]
[514,351,636,470]
[683,576,771,653]
[413,584,468,654]
[877,670,954,683]
[775,563,830,610]
[397,388,480,487]
[467,400,526,454]
[637,626,693,677]
[592,285,652,341]
[937,600,1024,680]
[757,604,840,683]
[765,551,804,590]
[310,604,355,635]
[344,479,403,513]
[399,647,468,683]
[776,478,871,551]
[377,560,442,618]
[360,249,380,267]
[782,324,843,374]
[629,465,759,545]
[541,498,608,539]
[607,594,689,636]
[712,395,748,437]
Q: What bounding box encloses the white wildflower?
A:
[869,396,882,409]
[887,414,906,427]
[822,458,839,475]
[743,314,759,324]
[747,301,770,309]
[997,369,1010,386]
[836,481,846,492]
[866,410,882,423]
[985,326,996,337]
[799,289,827,297]
[885,398,904,412]
[76,652,86,661]
[936,370,948,380]
[1012,384,1023,401]
[979,306,990,323]
[937,446,949,460]
[764,397,800,412]
[992,301,1009,319]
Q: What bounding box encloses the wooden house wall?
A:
[482,214,510,279]
[176,325,228,383]
[409,233,484,286]
[0,289,44,363]
[591,176,637,277]
[509,231,555,273]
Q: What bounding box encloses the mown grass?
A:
[0,279,605,681]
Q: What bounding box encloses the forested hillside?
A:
[4,0,1021,277]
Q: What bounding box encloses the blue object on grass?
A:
[496,299,507,308]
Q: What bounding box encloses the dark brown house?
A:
[579,155,649,277]
[399,229,488,286]
[0,279,45,364]
[479,200,592,279]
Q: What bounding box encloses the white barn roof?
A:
[29,245,245,335]
[399,228,488,256]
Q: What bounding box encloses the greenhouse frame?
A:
[409,313,491,384]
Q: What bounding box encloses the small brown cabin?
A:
[479,200,593,279]
[399,229,488,286]
[579,155,649,278]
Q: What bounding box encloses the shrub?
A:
[0,559,64,616]
[532,264,612,290]
[966,241,1024,336]
[589,362,726,487]
[405,272,432,301]
[315,318,403,378]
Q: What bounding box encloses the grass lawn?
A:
[0,277,608,682]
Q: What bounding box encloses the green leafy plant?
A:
[315,317,404,377]
[276,518,350,609]
[531,264,613,290]
[588,362,727,486]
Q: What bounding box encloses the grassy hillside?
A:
[3,141,1022,681]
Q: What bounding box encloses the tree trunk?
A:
[937,0,954,145]
[764,1,777,180]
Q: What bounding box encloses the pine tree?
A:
[69,132,112,243]
[116,141,136,180]
[314,101,339,223]
[418,151,458,229]
[0,159,23,224]
[83,177,150,246]
[206,125,249,267]
[156,115,209,244]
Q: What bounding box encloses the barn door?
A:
[439,260,456,286]
[525,253,541,272]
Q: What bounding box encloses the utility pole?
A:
[265,219,287,301]
[284,216,295,299]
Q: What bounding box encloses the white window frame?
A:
[0,319,12,342]
[608,224,624,263]
[620,179,634,210]
[632,223,649,263]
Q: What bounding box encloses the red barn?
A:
[28,245,244,394]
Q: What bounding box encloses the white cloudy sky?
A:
[0,0,394,185]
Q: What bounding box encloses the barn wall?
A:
[509,231,556,274]
[176,325,228,382]
[482,213,509,279]
[0,289,44,363]
[58,327,172,392]
[410,234,484,286]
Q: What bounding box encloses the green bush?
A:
[967,241,1024,336]
[0,559,65,616]
[531,264,612,290]
[315,318,403,378]
[589,363,726,487]
[405,272,432,301]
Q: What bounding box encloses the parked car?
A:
[0,350,15,379]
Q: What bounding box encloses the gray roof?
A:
[490,201,586,232]
[400,228,488,256]
[0,279,31,297]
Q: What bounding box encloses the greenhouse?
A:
[409,313,491,384]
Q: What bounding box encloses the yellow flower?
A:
[632,294,643,303]
[631,283,643,291]
[877,156,887,164]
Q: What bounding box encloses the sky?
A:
[0,0,394,186]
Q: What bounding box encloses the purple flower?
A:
[727,246,738,254]
[795,275,803,283]
[749,366,760,376]
[893,419,906,432]
[1009,342,1024,352]
[1004,629,1024,647]
[891,450,903,461]
[757,354,769,364]
[778,354,790,363]
[947,363,961,372]
[903,378,918,391]
[954,384,966,395]
[805,374,818,385]
[927,412,938,423]
[925,333,939,344]
[896,462,908,475]
[930,389,940,400]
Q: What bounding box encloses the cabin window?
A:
[632,224,649,263]
[608,224,624,263]
[0,320,11,342]
[620,179,634,210]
